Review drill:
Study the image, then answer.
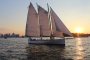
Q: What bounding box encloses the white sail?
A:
[26,3,40,37]
[50,11,56,34]
[38,6,51,36]
[50,8,72,36]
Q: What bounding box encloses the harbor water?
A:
[0,37,90,60]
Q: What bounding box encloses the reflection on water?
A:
[75,38,85,60]
[27,45,66,60]
[0,38,90,60]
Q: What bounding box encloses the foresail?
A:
[38,6,51,36]
[26,3,40,37]
[51,8,72,36]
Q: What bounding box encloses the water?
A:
[0,37,90,60]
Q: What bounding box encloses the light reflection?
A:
[75,38,85,60]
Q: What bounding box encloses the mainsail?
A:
[38,5,51,36]
[50,8,72,36]
[26,3,40,37]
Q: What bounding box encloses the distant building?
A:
[0,33,20,38]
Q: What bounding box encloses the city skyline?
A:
[0,0,90,35]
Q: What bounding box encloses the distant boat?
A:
[25,2,72,45]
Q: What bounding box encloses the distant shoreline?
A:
[0,33,90,38]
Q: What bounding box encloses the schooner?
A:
[25,3,72,45]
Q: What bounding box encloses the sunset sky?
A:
[0,0,90,35]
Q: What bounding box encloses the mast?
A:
[47,4,55,39]
[25,2,40,37]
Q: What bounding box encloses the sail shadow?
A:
[26,45,67,60]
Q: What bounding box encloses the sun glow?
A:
[75,27,83,33]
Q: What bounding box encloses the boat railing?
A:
[29,37,65,40]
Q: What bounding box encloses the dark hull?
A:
[28,39,65,45]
